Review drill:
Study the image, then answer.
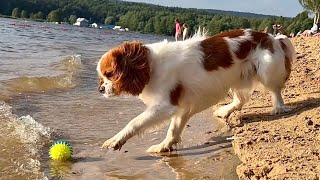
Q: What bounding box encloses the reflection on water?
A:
[49,161,73,178]
[0,17,240,179]
[134,131,239,180]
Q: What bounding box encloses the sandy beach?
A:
[223,37,320,179]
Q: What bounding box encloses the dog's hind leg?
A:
[268,87,291,114]
[261,69,291,114]
[256,51,292,114]
[146,111,192,153]
[214,88,251,118]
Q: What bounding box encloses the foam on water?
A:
[53,54,82,72]
[0,101,52,179]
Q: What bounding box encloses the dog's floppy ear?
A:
[111,41,151,95]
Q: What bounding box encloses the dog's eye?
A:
[105,71,113,79]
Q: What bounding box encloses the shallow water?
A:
[0,18,240,179]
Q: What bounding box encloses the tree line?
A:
[0,0,315,36]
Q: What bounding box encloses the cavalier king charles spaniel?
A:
[97,29,295,153]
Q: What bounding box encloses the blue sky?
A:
[125,0,304,17]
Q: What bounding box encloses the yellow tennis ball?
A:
[49,140,73,161]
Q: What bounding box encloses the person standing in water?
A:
[183,23,189,41]
[175,18,181,41]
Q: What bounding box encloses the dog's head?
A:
[97,41,151,97]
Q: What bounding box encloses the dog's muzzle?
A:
[99,83,115,97]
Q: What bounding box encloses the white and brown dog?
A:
[97,29,295,153]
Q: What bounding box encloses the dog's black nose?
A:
[99,86,105,93]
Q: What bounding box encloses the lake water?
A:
[0,18,240,179]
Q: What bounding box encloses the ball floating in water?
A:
[49,140,73,161]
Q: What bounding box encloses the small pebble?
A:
[306,119,313,126]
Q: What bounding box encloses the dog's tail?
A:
[276,35,296,81]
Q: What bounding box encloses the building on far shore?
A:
[74,18,89,27]
[113,26,121,30]
[112,25,129,31]
[90,23,98,28]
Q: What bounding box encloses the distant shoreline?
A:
[0,15,46,22]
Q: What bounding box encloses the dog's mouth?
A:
[102,93,115,98]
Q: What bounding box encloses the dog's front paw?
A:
[146,143,173,153]
[101,136,126,151]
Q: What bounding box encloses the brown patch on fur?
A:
[216,30,253,60]
[200,35,234,71]
[251,31,275,53]
[170,84,183,106]
[215,29,245,38]
[233,31,275,59]
[98,41,150,95]
[280,40,292,80]
[209,30,275,61]
[236,40,254,59]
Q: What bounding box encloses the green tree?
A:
[144,18,155,33]
[30,11,45,20]
[239,18,251,28]
[36,11,45,20]
[137,21,145,32]
[21,10,28,18]
[69,15,77,24]
[105,16,115,24]
[287,11,313,34]
[258,18,273,31]
[299,0,320,24]
[11,8,20,18]
[47,10,62,22]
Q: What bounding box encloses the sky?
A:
[124,0,304,17]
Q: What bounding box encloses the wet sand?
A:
[224,37,320,179]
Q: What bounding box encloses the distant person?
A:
[272,24,278,36]
[175,18,181,41]
[182,23,189,41]
[273,24,287,36]
[273,24,284,36]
